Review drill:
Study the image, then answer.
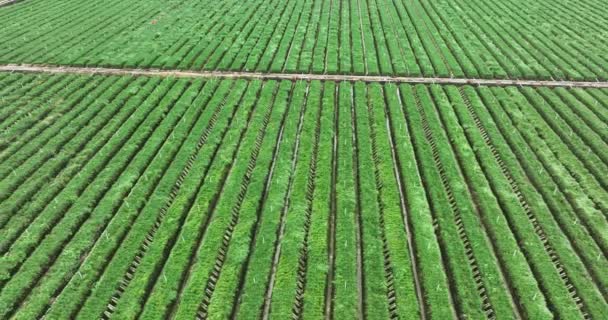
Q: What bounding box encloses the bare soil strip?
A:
[1,64,608,88]
[0,0,21,7]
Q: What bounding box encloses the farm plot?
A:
[0,72,606,319]
[0,0,607,80]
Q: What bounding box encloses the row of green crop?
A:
[102,0,239,68]
[205,80,443,318]
[426,0,608,80]
[586,89,608,122]
[297,81,333,319]
[227,81,310,319]
[382,84,453,319]
[403,82,607,319]
[1,74,605,318]
[192,82,307,319]
[6,77,208,317]
[37,78,228,319]
[402,84,524,318]
[0,75,145,254]
[551,88,608,144]
[0,77,196,318]
[293,81,606,319]
[476,0,607,79]
[8,78,226,320]
[0,75,106,211]
[425,83,559,319]
[0,75,74,145]
[186,82,287,319]
[262,81,323,318]
[3,0,607,79]
[364,83,424,318]
[525,0,608,38]
[331,81,360,318]
[488,86,608,248]
[0,75,105,167]
[242,0,301,73]
[138,81,286,320]
[104,80,266,320]
[0,0,96,43]
[531,88,608,188]
[0,75,163,259]
[0,0,162,65]
[351,81,395,318]
[473,86,606,319]
[444,85,608,308]
[71,80,256,319]
[0,75,128,250]
[0,74,47,128]
[170,0,252,70]
[407,85,511,319]
[3,77,202,316]
[0,75,67,154]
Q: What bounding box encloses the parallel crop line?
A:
[195,83,283,320]
[260,84,310,320]
[2,0,149,62]
[0,75,41,124]
[0,77,180,318]
[349,85,365,319]
[0,77,117,241]
[459,87,591,319]
[11,80,198,319]
[279,0,312,73]
[323,85,338,319]
[0,77,105,215]
[412,88,496,319]
[252,0,299,72]
[0,0,87,42]
[34,80,218,320]
[408,0,454,78]
[0,75,70,138]
[0,76,104,166]
[185,0,250,70]
[381,87,426,319]
[365,87,400,319]
[229,82,305,320]
[0,76,140,255]
[100,82,241,319]
[290,84,323,320]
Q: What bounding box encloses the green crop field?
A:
[1,0,608,80]
[0,0,607,319]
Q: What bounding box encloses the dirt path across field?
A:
[0,0,21,7]
[1,64,608,88]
